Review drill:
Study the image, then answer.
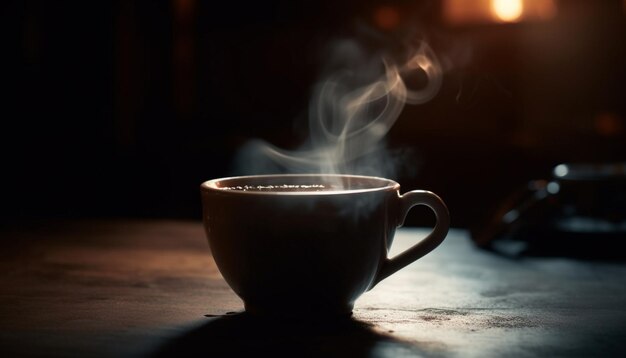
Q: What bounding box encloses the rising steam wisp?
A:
[235,41,442,179]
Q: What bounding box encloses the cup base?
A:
[244,302,354,320]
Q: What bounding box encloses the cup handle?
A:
[373,190,450,285]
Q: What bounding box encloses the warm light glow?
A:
[444,0,555,25]
[594,112,624,137]
[373,5,400,31]
[491,0,524,22]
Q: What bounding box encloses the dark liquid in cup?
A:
[216,176,390,192]
[220,184,339,192]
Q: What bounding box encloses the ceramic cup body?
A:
[200,174,449,316]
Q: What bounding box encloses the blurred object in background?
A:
[471,163,626,259]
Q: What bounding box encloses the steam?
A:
[234,40,442,178]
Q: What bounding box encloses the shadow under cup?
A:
[200,174,448,317]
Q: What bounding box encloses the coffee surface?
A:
[220,184,337,192]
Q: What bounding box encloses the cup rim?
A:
[200,174,400,196]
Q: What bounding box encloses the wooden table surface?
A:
[1,220,625,357]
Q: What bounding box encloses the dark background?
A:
[2,0,625,228]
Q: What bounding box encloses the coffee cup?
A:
[200,174,449,316]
